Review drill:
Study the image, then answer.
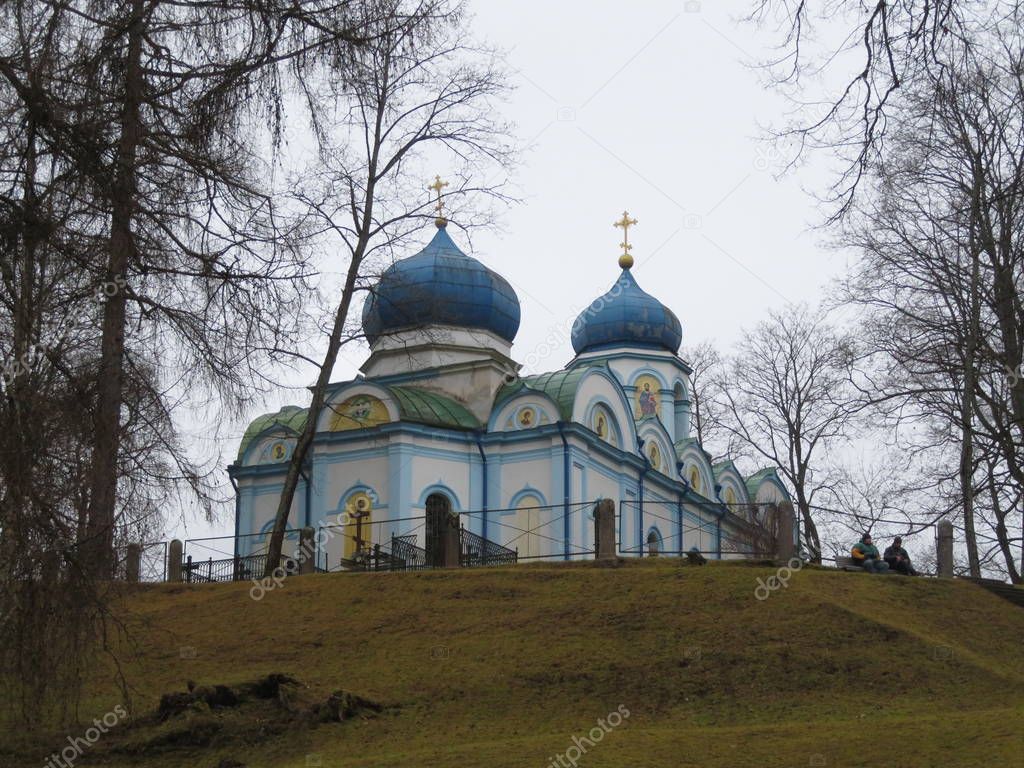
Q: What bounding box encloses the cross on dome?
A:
[614,210,638,269]
[428,175,450,227]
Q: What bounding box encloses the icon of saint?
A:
[639,382,658,417]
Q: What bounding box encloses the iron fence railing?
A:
[460,525,517,567]
[338,533,430,572]
[388,533,429,570]
[183,553,269,583]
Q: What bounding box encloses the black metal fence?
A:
[338,533,430,572]
[184,553,269,583]
[460,525,517,567]
[147,498,787,584]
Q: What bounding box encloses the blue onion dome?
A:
[362,222,521,346]
[571,267,682,354]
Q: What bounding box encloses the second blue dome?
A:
[571,268,682,354]
[362,225,521,346]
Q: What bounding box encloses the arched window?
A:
[647,529,661,556]
[673,382,688,440]
[514,494,543,559]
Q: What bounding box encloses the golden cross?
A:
[428,175,449,218]
[613,210,638,268]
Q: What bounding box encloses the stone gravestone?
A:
[593,499,616,561]
[299,527,316,575]
[126,543,142,582]
[168,539,184,582]
[442,514,461,568]
[775,502,796,563]
[936,518,954,578]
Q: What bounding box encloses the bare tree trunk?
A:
[263,232,368,574]
[83,0,144,578]
[259,8,512,575]
[265,137,379,575]
[985,459,1022,584]
[959,239,982,578]
[796,490,821,563]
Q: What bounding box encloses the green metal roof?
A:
[386,385,480,430]
[515,367,592,419]
[237,405,308,460]
[712,459,739,477]
[675,437,698,450]
[744,467,779,499]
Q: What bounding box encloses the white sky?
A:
[168,0,850,547]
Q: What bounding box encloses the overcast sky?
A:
[169,0,851,547]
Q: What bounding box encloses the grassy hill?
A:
[3,559,1023,767]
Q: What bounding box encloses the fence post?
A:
[299,526,316,575]
[126,543,142,582]
[442,518,460,568]
[594,499,616,561]
[168,539,184,582]
[936,518,954,578]
[775,502,795,563]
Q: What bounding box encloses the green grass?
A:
[3,559,1023,767]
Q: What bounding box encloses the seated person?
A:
[851,533,889,574]
[884,536,915,575]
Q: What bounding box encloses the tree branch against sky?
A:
[714,305,862,562]
[0,0,408,721]
[263,0,515,575]
[749,0,967,219]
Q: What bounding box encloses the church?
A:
[230,199,791,568]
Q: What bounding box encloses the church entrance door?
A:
[425,493,453,567]
[515,495,543,559]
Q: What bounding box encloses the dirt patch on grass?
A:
[105,673,385,761]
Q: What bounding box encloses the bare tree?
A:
[0,0,406,722]
[716,306,861,562]
[681,341,730,455]
[837,14,1024,580]
[811,450,946,563]
[265,0,514,574]
[749,0,967,218]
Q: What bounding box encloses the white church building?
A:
[229,209,791,568]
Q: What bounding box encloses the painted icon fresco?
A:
[504,405,549,429]
[634,375,660,419]
[647,441,661,472]
[256,438,295,464]
[689,465,702,492]
[517,407,536,427]
[329,394,390,431]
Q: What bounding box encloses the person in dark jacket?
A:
[884,536,915,575]
[851,533,889,573]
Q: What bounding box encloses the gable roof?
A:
[237,405,308,460]
[744,467,782,499]
[496,366,596,420]
[387,385,480,430]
